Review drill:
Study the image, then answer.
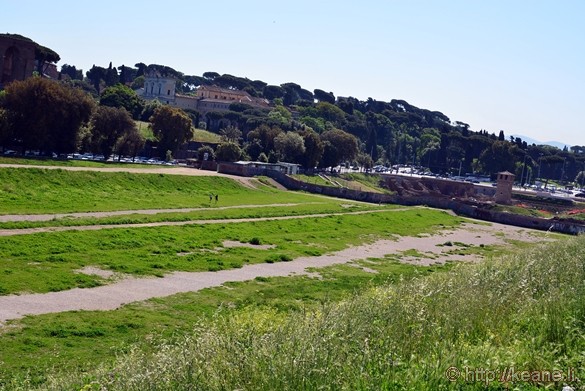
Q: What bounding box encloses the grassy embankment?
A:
[293,172,390,194]
[0,167,341,214]
[0,167,573,389]
[126,122,220,144]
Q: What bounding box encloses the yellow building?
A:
[140,76,269,113]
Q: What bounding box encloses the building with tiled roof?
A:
[140,75,269,113]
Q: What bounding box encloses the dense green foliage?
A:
[149,105,193,160]
[2,77,94,154]
[86,106,141,160]
[2,57,584,182]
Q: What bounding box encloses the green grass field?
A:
[0,167,333,214]
[0,208,460,295]
[0,202,396,230]
[0,166,579,390]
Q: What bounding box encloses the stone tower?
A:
[495,171,515,204]
[0,34,37,87]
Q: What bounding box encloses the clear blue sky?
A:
[4,0,584,146]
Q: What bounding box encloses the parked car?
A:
[575,193,585,198]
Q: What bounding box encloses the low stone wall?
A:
[263,171,585,235]
[450,204,585,235]
[209,166,585,235]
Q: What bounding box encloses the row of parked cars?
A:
[67,153,178,165]
[2,149,183,166]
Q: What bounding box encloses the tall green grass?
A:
[23,235,584,390]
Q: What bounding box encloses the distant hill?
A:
[511,134,569,149]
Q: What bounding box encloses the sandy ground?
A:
[0,221,550,325]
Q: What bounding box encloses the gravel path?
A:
[0,221,549,324]
[0,209,395,236]
[0,203,313,222]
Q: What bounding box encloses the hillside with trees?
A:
[1,49,584,186]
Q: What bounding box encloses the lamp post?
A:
[537,154,543,181]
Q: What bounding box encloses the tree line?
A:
[1,58,584,185]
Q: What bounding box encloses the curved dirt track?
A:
[0,203,313,223]
[0,209,395,236]
[0,221,550,324]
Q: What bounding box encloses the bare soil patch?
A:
[221,240,276,250]
[75,266,116,279]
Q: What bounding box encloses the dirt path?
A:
[0,209,399,236]
[0,203,317,222]
[0,222,551,324]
